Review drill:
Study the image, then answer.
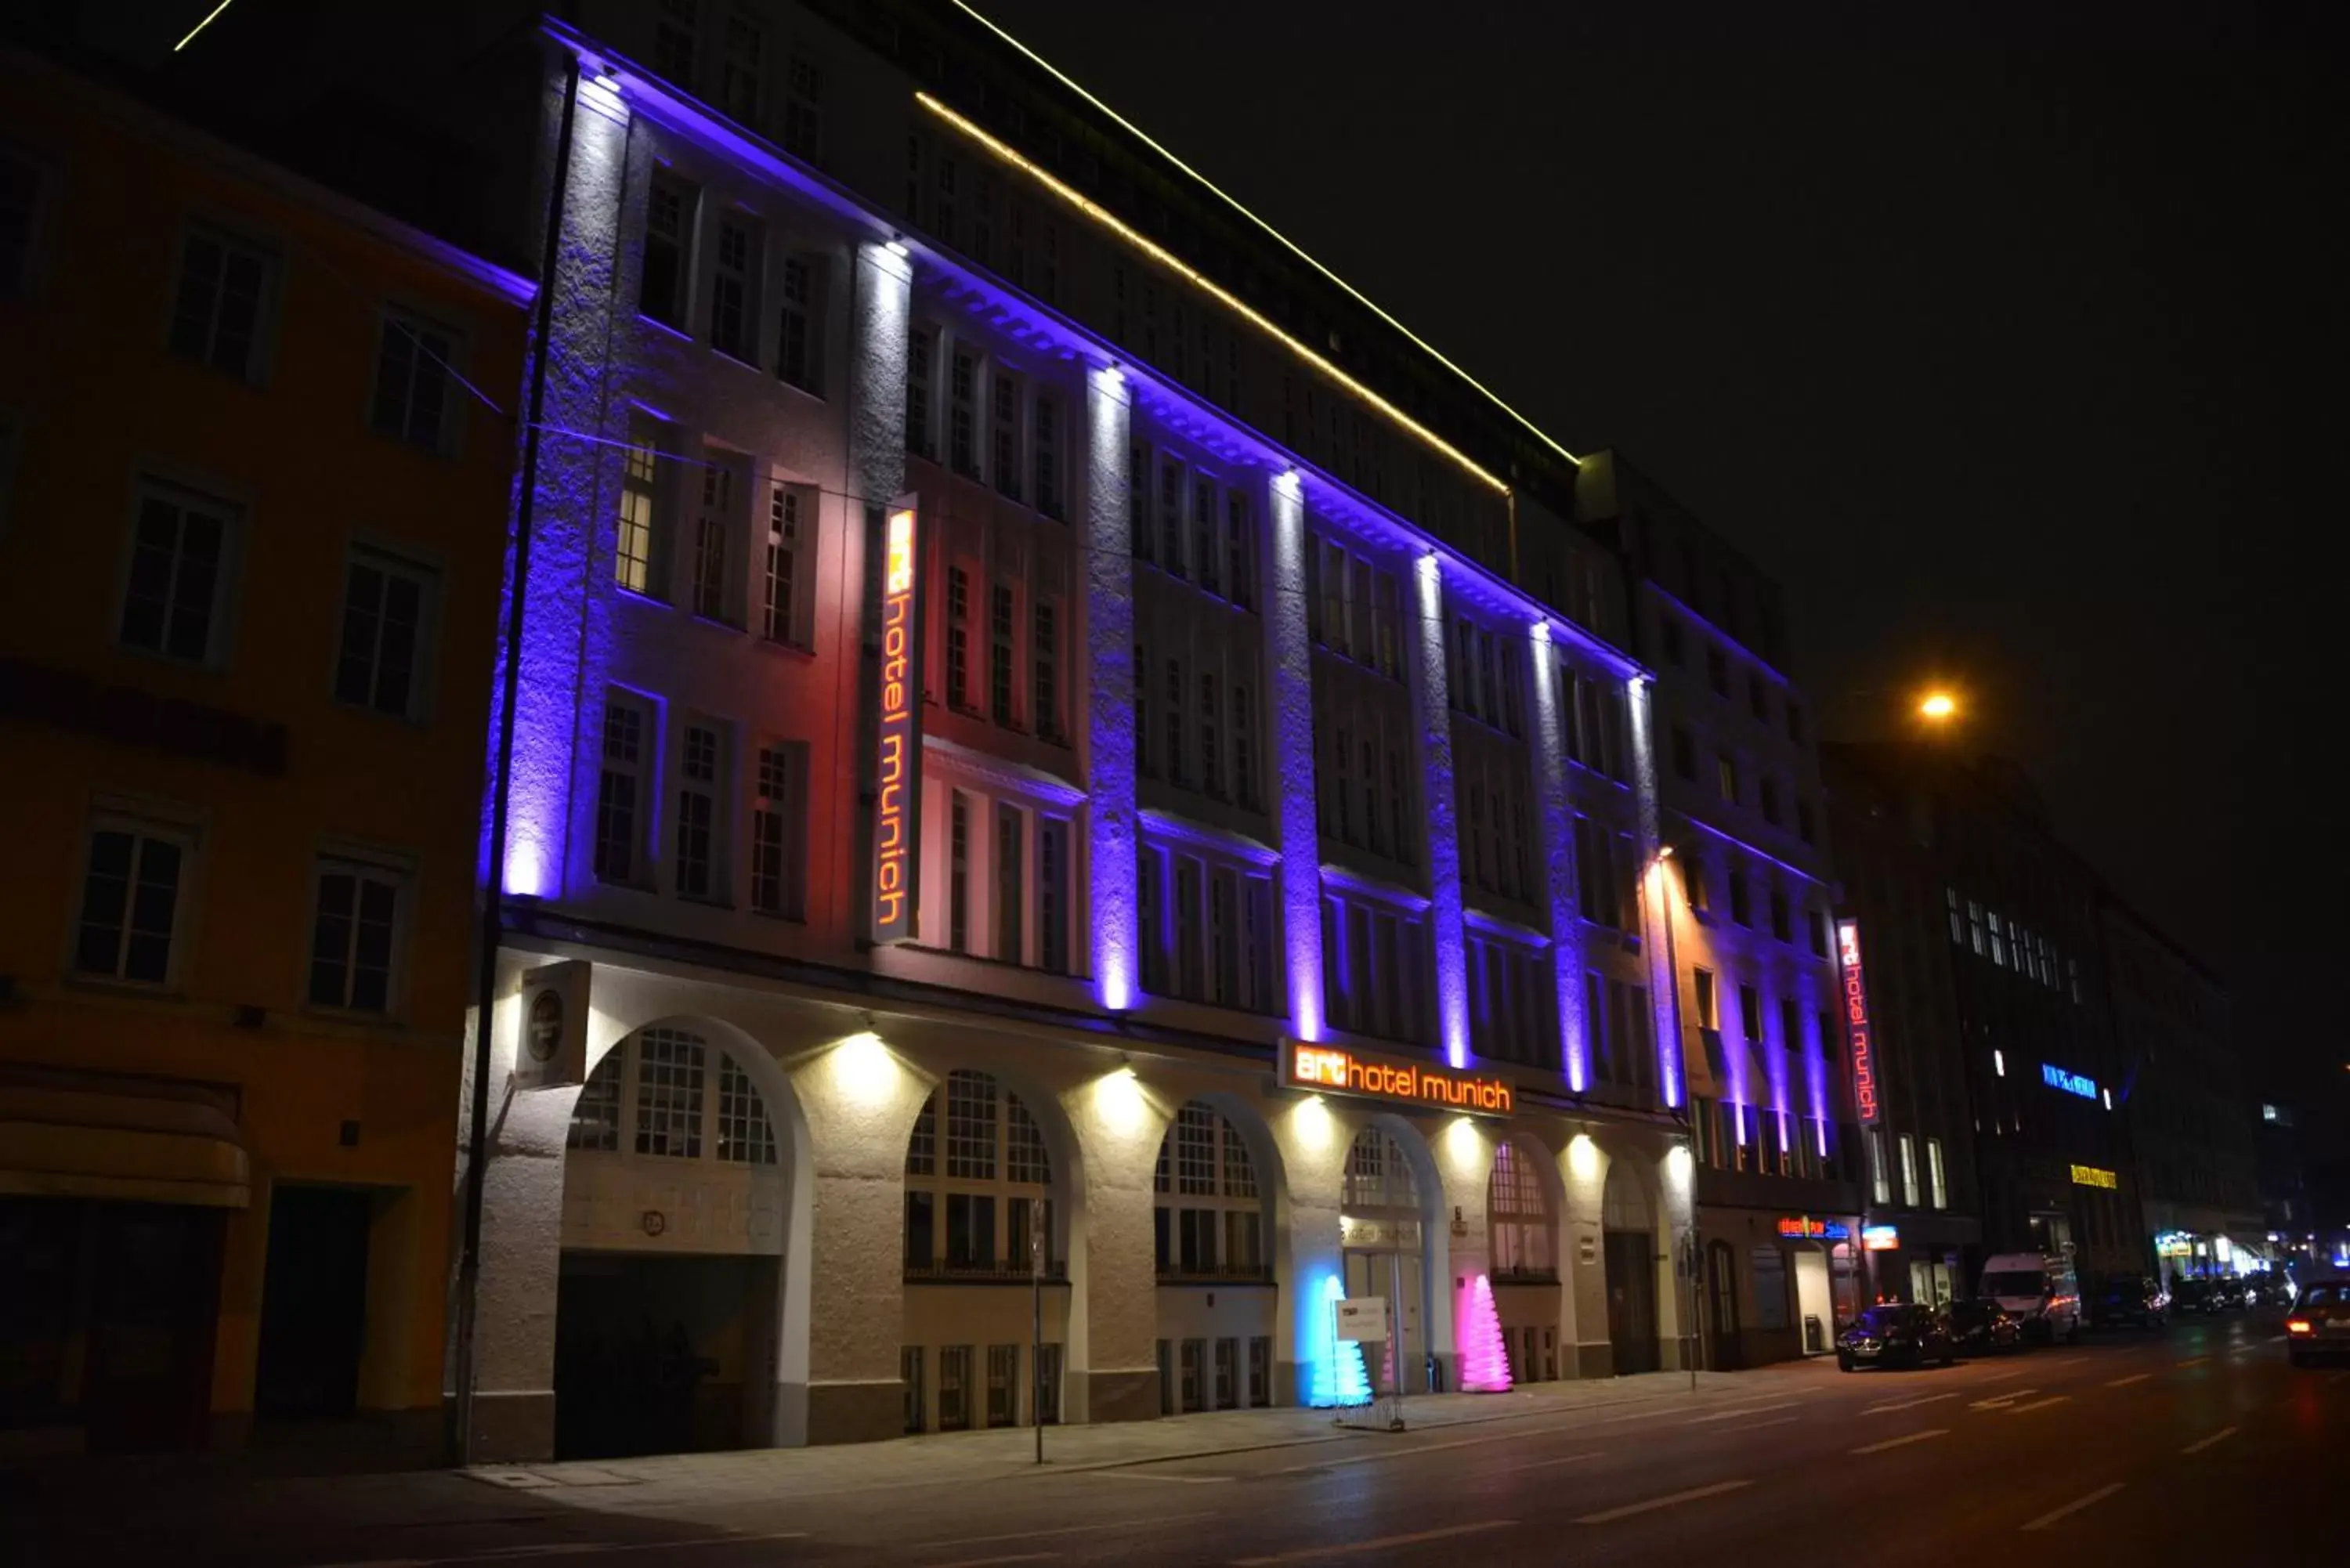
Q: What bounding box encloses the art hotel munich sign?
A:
[1280,1040,1515,1117]
[1835,919,1883,1126]
[869,503,922,945]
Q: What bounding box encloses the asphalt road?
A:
[23,1310,2341,1567]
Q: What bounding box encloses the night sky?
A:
[976,0,2348,1136]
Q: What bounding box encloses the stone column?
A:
[1266,471,1325,1040]
[1409,554,1470,1067]
[1530,627,1590,1090]
[1563,1133,1613,1379]
[1064,1070,1170,1423]
[1083,367,1138,1010]
[1629,675,1686,1107]
[1271,1097,1349,1404]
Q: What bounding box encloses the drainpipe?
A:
[450,52,580,1469]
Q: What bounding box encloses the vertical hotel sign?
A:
[1835,919,1882,1126]
[869,501,922,944]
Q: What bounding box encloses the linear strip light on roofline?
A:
[951,0,1581,471]
[917,92,1509,495]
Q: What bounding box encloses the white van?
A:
[1979,1253,2081,1342]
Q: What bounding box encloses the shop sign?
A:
[1281,1039,1514,1116]
[1861,1224,1900,1252]
[868,503,922,944]
[2154,1230,2195,1258]
[1777,1216,1851,1241]
[2041,1062,2097,1100]
[1334,1297,1388,1343]
[1835,919,1882,1125]
[2070,1163,2118,1190]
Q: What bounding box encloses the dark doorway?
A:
[255,1186,374,1420]
[1603,1229,1658,1374]
[1708,1240,1744,1369]
[554,1252,755,1459]
[82,1201,225,1452]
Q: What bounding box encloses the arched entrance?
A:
[1488,1136,1562,1382]
[555,1024,790,1458]
[1340,1122,1438,1395]
[1601,1158,1659,1375]
[1152,1099,1280,1412]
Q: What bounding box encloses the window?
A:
[1796,799,1816,846]
[782,52,825,160]
[692,457,735,622]
[709,213,758,362]
[1968,899,1985,955]
[995,805,1025,963]
[634,1027,707,1158]
[1898,1133,1921,1207]
[1868,1127,1891,1204]
[333,548,434,718]
[1760,775,1782,826]
[674,721,725,900]
[595,693,650,883]
[1770,887,1791,943]
[763,483,811,645]
[1672,725,1697,782]
[640,170,694,328]
[1807,908,1828,956]
[1224,490,1254,608]
[1685,854,1710,914]
[949,347,979,477]
[1738,983,1762,1042]
[1947,887,1964,944]
[776,253,819,392]
[568,1058,620,1152]
[719,6,762,124]
[906,1071,1054,1276]
[1787,702,1805,746]
[1660,612,1685,667]
[120,481,235,665]
[906,327,935,457]
[1706,644,1729,696]
[73,822,188,984]
[371,306,457,451]
[1927,1137,1947,1209]
[750,743,806,918]
[1716,753,1738,805]
[987,1343,1018,1428]
[307,859,402,1012]
[1032,391,1063,518]
[1692,966,1718,1029]
[1032,598,1061,742]
[1153,1102,1264,1279]
[1037,818,1069,974]
[1727,869,1751,927]
[168,226,274,380]
[616,413,664,595]
[1748,673,1770,724]
[990,582,1017,726]
[654,0,698,84]
[1488,1140,1552,1277]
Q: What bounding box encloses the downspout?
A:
[450,51,580,1469]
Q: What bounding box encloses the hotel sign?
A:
[1280,1040,1515,1117]
[868,502,923,945]
[2041,1063,2097,1100]
[1835,919,1883,1126]
[2070,1163,2118,1190]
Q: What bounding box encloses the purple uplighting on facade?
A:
[1413,551,1470,1069]
[1084,364,1139,1010]
[1267,470,1326,1042]
[1529,620,1589,1092]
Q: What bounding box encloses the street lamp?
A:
[1918,691,1958,722]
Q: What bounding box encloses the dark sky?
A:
[976,0,2347,1125]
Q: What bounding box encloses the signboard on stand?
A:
[1335,1297,1388,1343]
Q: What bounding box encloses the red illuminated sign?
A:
[870,504,920,944]
[1835,919,1882,1126]
[1279,1040,1514,1117]
[1776,1216,1851,1241]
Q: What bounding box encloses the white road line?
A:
[1978,1367,2029,1382]
[1971,1389,2037,1408]
[1687,1400,1800,1424]
[304,1536,808,1568]
[1094,1472,1231,1483]
[2176,1356,2209,1367]
[1575,1479,1752,1525]
[2267,1334,2288,1343]
[2106,1373,2153,1387]
[930,1556,1058,1568]
[2005,1396,2070,1414]
[917,1513,1220,1552]
[2044,1356,2086,1367]
[2182,1425,2240,1455]
[1491,1451,1601,1475]
[1266,1434,1506,1474]
[1851,1429,1949,1454]
[2021,1482,2127,1532]
[1864,1393,1957,1414]
[1231,1521,1514,1565]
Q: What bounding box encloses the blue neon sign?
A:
[2041,1063,2097,1100]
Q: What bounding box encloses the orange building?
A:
[0,50,526,1458]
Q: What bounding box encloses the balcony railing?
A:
[905,1259,1069,1284]
[1491,1264,1561,1286]
[1155,1262,1277,1285]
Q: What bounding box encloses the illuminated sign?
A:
[1279,1039,1514,1117]
[2041,1063,2097,1100]
[2155,1232,2194,1259]
[2070,1164,2118,1190]
[1777,1216,1852,1241]
[1861,1225,1900,1252]
[1835,919,1882,1126]
[869,503,922,945]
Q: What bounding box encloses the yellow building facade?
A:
[0,50,526,1457]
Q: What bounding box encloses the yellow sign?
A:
[2070,1163,2118,1190]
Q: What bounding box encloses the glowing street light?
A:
[1918,691,1958,721]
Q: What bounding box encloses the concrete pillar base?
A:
[468,1388,555,1464]
[804,1379,902,1445]
[1082,1367,1159,1425]
[1574,1341,1614,1379]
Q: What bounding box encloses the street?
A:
[16,1310,2337,1567]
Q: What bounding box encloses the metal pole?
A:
[1031,1194,1045,1464]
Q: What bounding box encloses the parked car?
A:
[2285,1280,2350,1367]
[2168,1277,2220,1316]
[1837,1303,1958,1371]
[2247,1274,2296,1309]
[1945,1297,2025,1356]
[1979,1252,2081,1342]
[2088,1275,2169,1330]
[2211,1277,2251,1310]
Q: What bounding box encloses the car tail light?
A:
[2287,1318,2313,1335]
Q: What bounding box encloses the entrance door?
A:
[255,1187,374,1420]
[83,1203,224,1452]
[1706,1241,1741,1368]
[1343,1250,1430,1394]
[1604,1230,1659,1375]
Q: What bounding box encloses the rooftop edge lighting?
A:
[915,91,1512,496]
[172,0,237,52]
[949,1,1583,472]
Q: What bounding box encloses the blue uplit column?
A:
[1412,553,1470,1068]
[1629,675,1686,1107]
[1085,367,1137,1010]
[1529,626,1590,1091]
[1267,471,1325,1039]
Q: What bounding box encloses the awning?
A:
[0,1079,249,1209]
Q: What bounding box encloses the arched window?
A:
[1488,1140,1552,1281]
[903,1069,1056,1279]
[1153,1101,1266,1280]
[566,1026,778,1164]
[1343,1125,1420,1212]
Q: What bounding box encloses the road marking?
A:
[1687,1400,1799,1424]
[1851,1429,1949,1454]
[2106,1373,2153,1387]
[1971,1389,2037,1408]
[917,1513,1219,1552]
[931,1557,1058,1568]
[1266,1433,1505,1474]
[2182,1426,2240,1455]
[1232,1521,1514,1565]
[2021,1482,2126,1532]
[1978,1367,2028,1382]
[2044,1356,2085,1367]
[1491,1451,1600,1475]
[2267,1334,2287,1343]
[305,1536,809,1568]
[2005,1396,2070,1414]
[2176,1356,2209,1367]
[1863,1393,1956,1414]
[1575,1479,1752,1525]
[1094,1472,1231,1483]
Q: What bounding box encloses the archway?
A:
[1601,1156,1660,1375]
[555,1022,791,1458]
[1152,1099,1280,1411]
[1488,1135,1564,1382]
[1340,1119,1441,1395]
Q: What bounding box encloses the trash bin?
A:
[1803,1314,1826,1354]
